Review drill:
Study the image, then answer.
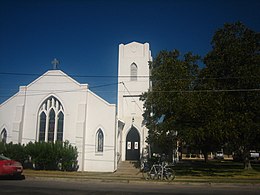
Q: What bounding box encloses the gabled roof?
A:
[0,70,88,107]
[27,70,87,88]
[124,41,149,47]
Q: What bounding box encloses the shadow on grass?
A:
[123,159,260,178]
[174,159,260,177]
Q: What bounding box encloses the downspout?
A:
[82,88,88,172]
[19,86,27,143]
[114,112,118,171]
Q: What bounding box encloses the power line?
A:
[121,82,143,112]
[0,72,259,101]
[0,72,147,78]
[0,82,119,99]
[0,88,259,99]
[149,89,260,93]
[0,72,259,80]
[90,82,120,89]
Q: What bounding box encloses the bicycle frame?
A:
[143,162,175,181]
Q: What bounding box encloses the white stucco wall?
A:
[117,42,152,161]
[0,90,26,144]
[84,90,116,172]
[0,70,116,172]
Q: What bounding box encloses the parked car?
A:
[0,155,23,177]
[250,150,259,160]
[214,151,224,160]
[233,150,260,162]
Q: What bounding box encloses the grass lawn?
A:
[174,159,260,182]
[23,159,260,183]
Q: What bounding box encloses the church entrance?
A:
[126,126,140,160]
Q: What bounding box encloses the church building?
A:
[0,41,152,172]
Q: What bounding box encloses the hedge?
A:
[0,140,78,171]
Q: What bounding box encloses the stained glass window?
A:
[38,96,64,142]
[57,112,64,141]
[48,109,55,142]
[97,129,104,152]
[0,129,7,143]
[39,112,46,141]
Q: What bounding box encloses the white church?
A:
[0,41,152,172]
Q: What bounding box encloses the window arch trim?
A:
[37,94,65,114]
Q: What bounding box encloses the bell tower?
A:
[117,41,152,161]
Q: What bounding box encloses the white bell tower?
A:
[117,41,152,161]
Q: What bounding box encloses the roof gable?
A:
[26,70,88,91]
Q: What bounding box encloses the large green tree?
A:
[141,22,260,165]
[141,50,200,160]
[181,83,228,162]
[203,22,260,168]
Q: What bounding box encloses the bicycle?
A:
[142,161,175,181]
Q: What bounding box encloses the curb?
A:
[23,173,260,186]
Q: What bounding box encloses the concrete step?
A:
[115,161,141,176]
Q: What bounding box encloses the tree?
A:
[141,50,200,161]
[203,22,260,168]
[142,22,259,165]
[179,88,228,162]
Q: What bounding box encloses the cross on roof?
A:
[51,58,59,70]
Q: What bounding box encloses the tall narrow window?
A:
[48,109,55,142]
[39,112,46,141]
[57,112,64,141]
[0,129,7,143]
[130,63,137,81]
[96,129,104,152]
[37,96,64,142]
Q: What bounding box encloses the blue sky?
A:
[0,0,259,104]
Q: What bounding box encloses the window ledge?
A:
[95,152,103,156]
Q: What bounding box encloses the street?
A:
[0,178,260,195]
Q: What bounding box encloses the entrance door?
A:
[126,126,140,160]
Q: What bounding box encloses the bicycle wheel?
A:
[165,168,175,181]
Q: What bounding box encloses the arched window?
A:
[39,112,46,141]
[130,63,138,81]
[37,96,64,142]
[48,109,55,142]
[57,112,64,141]
[96,129,104,152]
[0,128,7,143]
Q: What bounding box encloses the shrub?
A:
[0,140,78,171]
[59,140,78,171]
[1,142,28,165]
[26,141,78,171]
[0,141,5,154]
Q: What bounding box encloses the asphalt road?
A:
[0,178,260,195]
